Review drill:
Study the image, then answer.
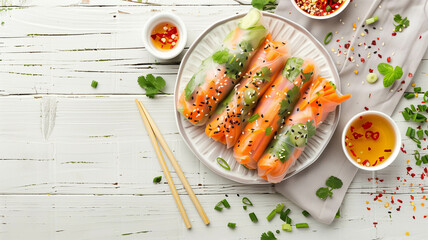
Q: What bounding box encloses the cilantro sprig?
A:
[316,176,343,200]
[137,74,166,98]
[393,14,409,32]
[377,63,403,87]
[253,66,272,82]
[252,0,277,11]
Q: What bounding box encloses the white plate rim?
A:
[174,12,342,184]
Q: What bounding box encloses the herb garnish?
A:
[265,126,272,135]
[377,63,403,87]
[153,176,162,183]
[138,74,166,98]
[91,80,98,88]
[316,176,343,200]
[260,231,277,240]
[253,66,272,82]
[252,0,277,11]
[212,49,229,64]
[393,14,409,32]
[248,113,260,123]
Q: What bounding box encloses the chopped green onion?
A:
[424,91,428,102]
[214,204,223,211]
[302,210,311,217]
[153,176,162,183]
[227,222,236,229]
[265,126,272,136]
[414,87,421,92]
[248,113,259,123]
[282,223,292,232]
[365,16,379,25]
[406,127,415,138]
[242,197,253,206]
[276,230,280,234]
[280,209,290,221]
[425,130,428,136]
[91,80,98,88]
[216,157,230,170]
[411,104,416,112]
[417,144,422,149]
[266,209,276,221]
[411,137,421,145]
[414,113,427,122]
[417,129,424,139]
[285,216,292,224]
[222,199,230,208]
[416,160,422,166]
[295,223,309,228]
[422,155,428,164]
[402,111,410,120]
[404,93,415,99]
[414,150,420,161]
[326,5,332,11]
[335,208,341,218]
[275,203,284,213]
[324,32,333,45]
[243,206,247,210]
[249,212,258,223]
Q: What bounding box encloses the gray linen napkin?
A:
[274,0,428,224]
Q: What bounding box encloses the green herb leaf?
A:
[137,74,166,98]
[377,63,393,75]
[393,14,409,32]
[265,126,272,135]
[278,86,300,117]
[227,222,236,229]
[261,231,277,240]
[254,66,272,82]
[335,208,341,218]
[302,210,310,217]
[316,187,332,200]
[300,70,313,83]
[248,113,260,123]
[283,57,304,81]
[326,176,343,189]
[306,120,316,139]
[212,49,229,64]
[252,0,277,11]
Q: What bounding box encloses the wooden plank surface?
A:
[0,0,427,239]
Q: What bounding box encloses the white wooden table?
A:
[1,1,427,239]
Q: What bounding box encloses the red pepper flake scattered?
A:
[378,54,382,58]
[361,58,365,63]
[369,93,371,98]
[384,149,392,152]
[344,43,350,49]
[422,174,425,180]
[369,68,373,73]
[368,147,372,151]
[350,149,357,157]
[348,57,352,62]
[397,199,403,203]
[372,132,379,140]
[379,179,384,182]
[351,126,355,132]
[367,207,371,211]
[336,39,340,42]
[372,160,378,166]
[412,216,415,220]
[411,173,415,178]
[408,72,413,77]
[387,57,391,63]
[401,144,407,153]
[397,177,400,180]
[396,206,401,211]
[407,166,412,172]
[411,195,414,200]
[362,159,370,166]
[379,156,385,161]
[424,167,427,174]
[362,121,372,130]
[364,107,369,111]
[392,32,397,36]
[368,178,372,182]
[371,40,376,45]
[373,222,378,228]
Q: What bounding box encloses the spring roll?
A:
[258,76,351,183]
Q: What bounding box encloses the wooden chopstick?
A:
[136,99,210,225]
[135,99,192,229]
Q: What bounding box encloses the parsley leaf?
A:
[316,187,331,200]
[393,14,409,32]
[377,63,403,87]
[252,0,277,11]
[278,86,300,116]
[212,49,229,64]
[260,231,277,240]
[253,66,272,82]
[306,120,316,139]
[316,176,343,200]
[137,74,166,98]
[283,57,304,82]
[300,70,313,83]
[326,176,343,189]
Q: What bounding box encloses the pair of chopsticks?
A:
[135,99,209,229]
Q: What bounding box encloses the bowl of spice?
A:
[342,111,401,171]
[142,12,187,60]
[291,0,350,19]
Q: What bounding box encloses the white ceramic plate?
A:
[174,12,341,184]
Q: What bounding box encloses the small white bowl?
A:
[290,0,350,20]
[142,12,187,60]
[341,111,401,171]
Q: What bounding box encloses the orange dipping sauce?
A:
[344,114,396,167]
[150,22,179,51]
